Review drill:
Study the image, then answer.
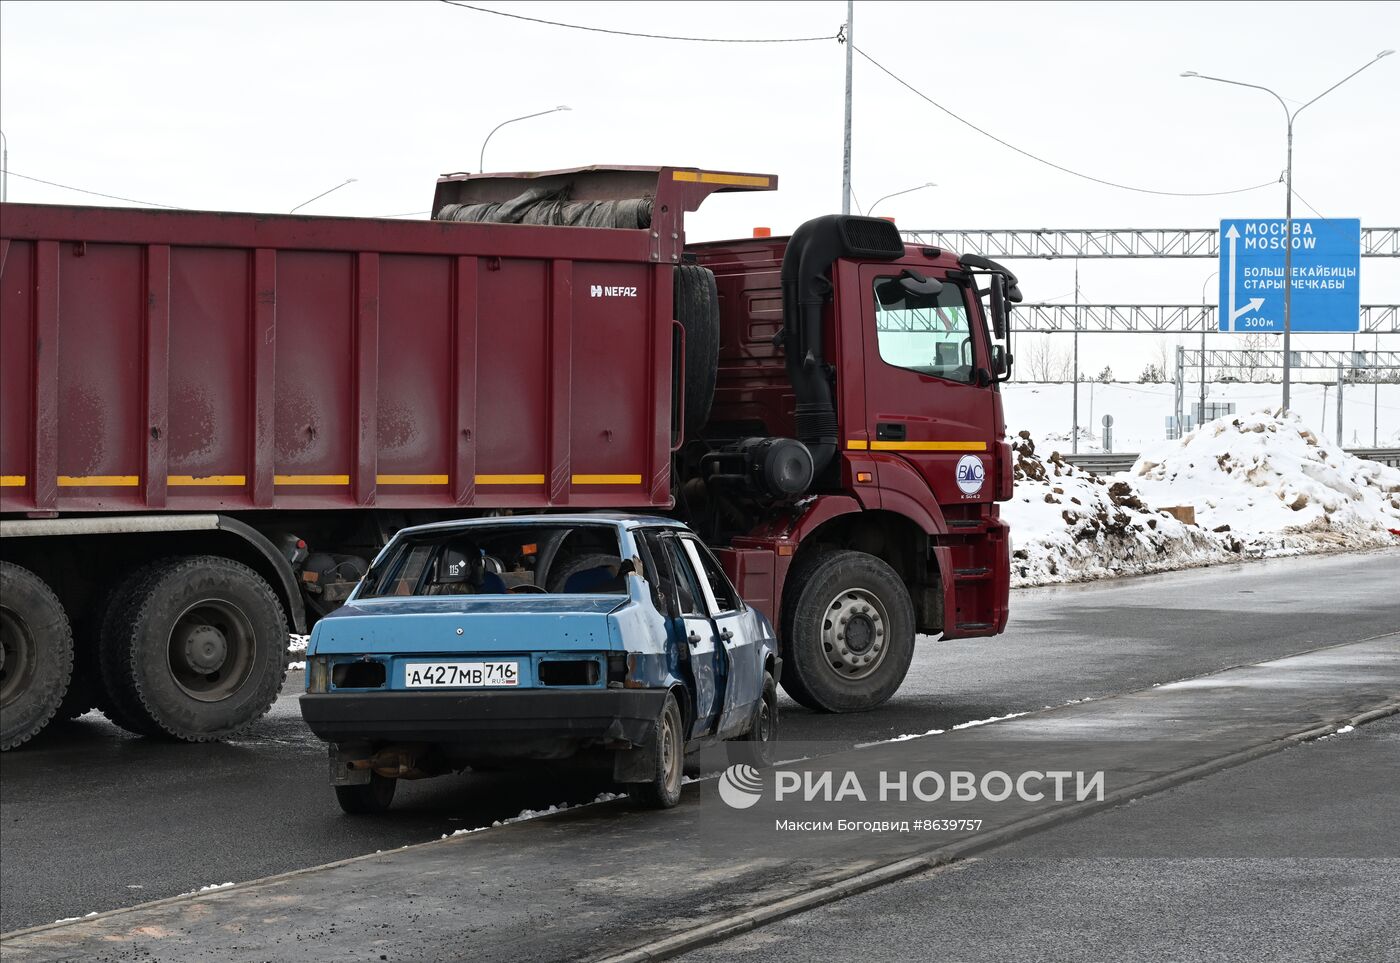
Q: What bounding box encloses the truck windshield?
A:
[357,524,626,598]
[872,276,977,383]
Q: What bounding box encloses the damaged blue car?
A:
[300,515,780,813]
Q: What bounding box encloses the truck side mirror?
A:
[992,344,1013,382]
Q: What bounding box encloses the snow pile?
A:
[1131,410,1400,556]
[1003,431,1229,586]
[287,634,309,671]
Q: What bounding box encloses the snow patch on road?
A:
[1004,410,1400,587]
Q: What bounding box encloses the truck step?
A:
[953,567,991,579]
[955,621,993,632]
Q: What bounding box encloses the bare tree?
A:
[1021,335,1054,382]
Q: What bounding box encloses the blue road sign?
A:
[1217,218,1360,333]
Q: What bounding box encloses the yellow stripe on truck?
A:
[376,474,449,486]
[672,171,772,188]
[274,474,351,486]
[57,475,140,487]
[168,475,246,487]
[870,441,988,452]
[572,474,642,485]
[0,475,26,487]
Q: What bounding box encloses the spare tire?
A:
[674,264,720,434]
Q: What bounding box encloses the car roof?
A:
[392,513,688,539]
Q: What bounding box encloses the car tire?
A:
[674,264,720,434]
[335,772,397,814]
[627,692,685,809]
[729,670,778,767]
[1,562,74,751]
[100,556,288,742]
[780,550,915,713]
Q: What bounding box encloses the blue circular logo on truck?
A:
[955,455,985,496]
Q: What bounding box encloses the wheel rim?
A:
[0,607,38,708]
[755,691,774,742]
[661,704,682,794]
[167,599,256,702]
[819,587,890,682]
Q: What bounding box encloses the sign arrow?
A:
[1231,297,1265,322]
[1225,224,1241,332]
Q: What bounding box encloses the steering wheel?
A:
[509,583,549,594]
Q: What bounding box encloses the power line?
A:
[849,44,1279,199]
[438,0,838,42]
[0,169,185,209]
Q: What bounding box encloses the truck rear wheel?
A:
[780,550,915,713]
[1,561,74,750]
[100,557,288,742]
[674,264,720,433]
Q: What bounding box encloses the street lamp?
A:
[479,106,571,174]
[1181,49,1393,412]
[867,182,937,217]
[289,178,357,214]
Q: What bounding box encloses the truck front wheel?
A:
[0,561,75,750]
[780,550,915,713]
[100,557,288,742]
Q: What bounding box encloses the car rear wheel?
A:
[335,772,397,815]
[628,692,684,809]
[729,670,778,767]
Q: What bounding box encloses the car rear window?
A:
[358,524,626,599]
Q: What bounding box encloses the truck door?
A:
[858,266,998,507]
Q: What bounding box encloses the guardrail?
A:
[1062,448,1400,475]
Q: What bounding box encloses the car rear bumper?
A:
[299,688,668,748]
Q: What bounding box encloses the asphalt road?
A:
[3,548,1398,931]
[678,713,1400,963]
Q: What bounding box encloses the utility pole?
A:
[841,0,853,215]
[1071,260,1080,453]
[0,128,7,202]
[1376,332,1381,447]
[1336,362,1344,446]
[1200,270,1216,427]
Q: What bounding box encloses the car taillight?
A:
[307,657,330,693]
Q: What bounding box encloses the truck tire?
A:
[674,264,720,434]
[780,550,915,713]
[546,552,622,593]
[98,564,173,736]
[100,556,289,742]
[627,691,685,809]
[1,561,74,750]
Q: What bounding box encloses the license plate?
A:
[403,661,519,688]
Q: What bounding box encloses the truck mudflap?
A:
[300,688,669,749]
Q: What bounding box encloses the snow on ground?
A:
[287,634,308,670]
[1004,410,1400,586]
[1131,410,1400,556]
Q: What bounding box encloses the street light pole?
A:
[867,182,936,217]
[0,128,8,202]
[842,0,853,215]
[479,106,570,174]
[1181,50,1393,413]
[1200,270,1217,427]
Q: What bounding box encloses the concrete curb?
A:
[592,700,1400,963]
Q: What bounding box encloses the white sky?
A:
[1,0,1396,382]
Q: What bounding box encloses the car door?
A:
[646,532,722,738]
[680,536,756,739]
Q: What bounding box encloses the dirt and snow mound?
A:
[1130,410,1400,556]
[1003,431,1229,585]
[1003,411,1400,587]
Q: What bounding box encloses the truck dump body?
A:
[0,167,770,515]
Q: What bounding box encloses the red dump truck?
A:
[0,165,1016,750]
